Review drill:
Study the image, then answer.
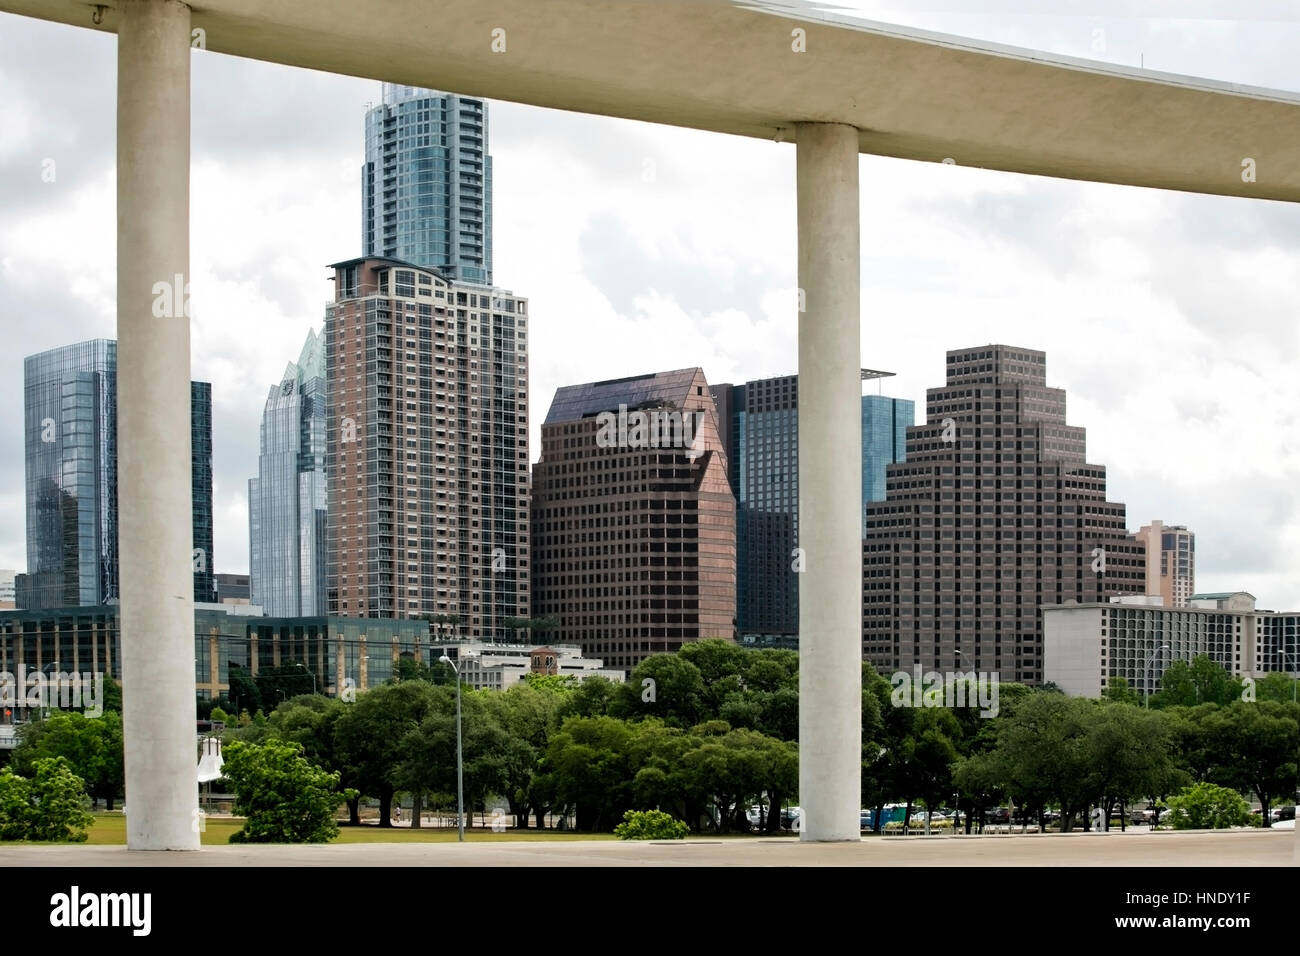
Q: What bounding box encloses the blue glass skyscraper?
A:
[19,340,215,608]
[362,83,492,284]
[248,330,328,616]
[862,394,913,533]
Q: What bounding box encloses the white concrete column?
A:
[117,0,198,850]
[796,122,862,842]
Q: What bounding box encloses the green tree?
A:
[1255,672,1299,704]
[1209,700,1299,825]
[1165,704,1221,784]
[522,672,576,694]
[262,695,360,822]
[678,639,751,715]
[559,675,619,719]
[222,739,341,843]
[616,655,706,727]
[255,661,318,706]
[0,757,94,842]
[0,768,30,840]
[894,709,960,832]
[1152,659,1196,708]
[481,681,567,827]
[226,665,263,715]
[614,809,688,840]
[952,752,1005,833]
[1189,655,1243,706]
[13,711,125,809]
[681,725,769,832]
[1087,704,1183,829]
[624,719,705,824]
[992,694,1096,831]
[1163,782,1251,830]
[334,680,439,826]
[392,656,456,685]
[1101,676,1141,707]
[545,716,636,831]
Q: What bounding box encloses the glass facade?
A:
[19,341,214,608]
[191,382,215,603]
[861,395,914,533]
[0,606,429,712]
[248,330,328,616]
[711,377,912,639]
[362,84,492,284]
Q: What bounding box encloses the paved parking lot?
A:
[3,828,1295,866]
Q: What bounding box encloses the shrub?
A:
[1161,783,1251,830]
[222,739,342,843]
[0,757,94,842]
[614,809,689,840]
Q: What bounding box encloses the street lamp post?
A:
[440,654,464,841]
[1282,648,1299,704]
[1143,644,1172,709]
[294,662,316,695]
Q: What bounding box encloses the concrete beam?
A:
[4,0,1300,201]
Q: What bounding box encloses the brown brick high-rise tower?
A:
[863,345,1145,684]
[531,368,736,672]
[324,257,529,636]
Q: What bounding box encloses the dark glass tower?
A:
[362,84,492,284]
[710,374,913,642]
[191,381,215,604]
[18,340,215,608]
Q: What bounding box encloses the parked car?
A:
[781,807,802,830]
[1270,805,1296,823]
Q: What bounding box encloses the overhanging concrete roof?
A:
[5,0,1300,201]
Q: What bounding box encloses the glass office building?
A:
[18,340,215,608]
[248,330,328,616]
[0,605,430,715]
[362,83,493,285]
[710,373,913,640]
[862,394,914,533]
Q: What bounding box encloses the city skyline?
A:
[1,3,1298,608]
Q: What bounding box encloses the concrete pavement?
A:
[1,828,1292,866]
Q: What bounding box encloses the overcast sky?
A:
[1,1,1298,608]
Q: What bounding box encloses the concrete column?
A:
[795,122,862,842]
[117,0,198,850]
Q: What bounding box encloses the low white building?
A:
[430,641,625,691]
[1043,591,1300,698]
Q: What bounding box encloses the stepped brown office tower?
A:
[324,257,529,636]
[531,368,736,672]
[863,345,1145,684]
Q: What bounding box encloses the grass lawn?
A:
[13,813,619,846]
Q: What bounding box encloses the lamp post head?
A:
[439,655,451,664]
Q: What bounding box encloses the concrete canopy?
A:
[5,0,1300,202]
